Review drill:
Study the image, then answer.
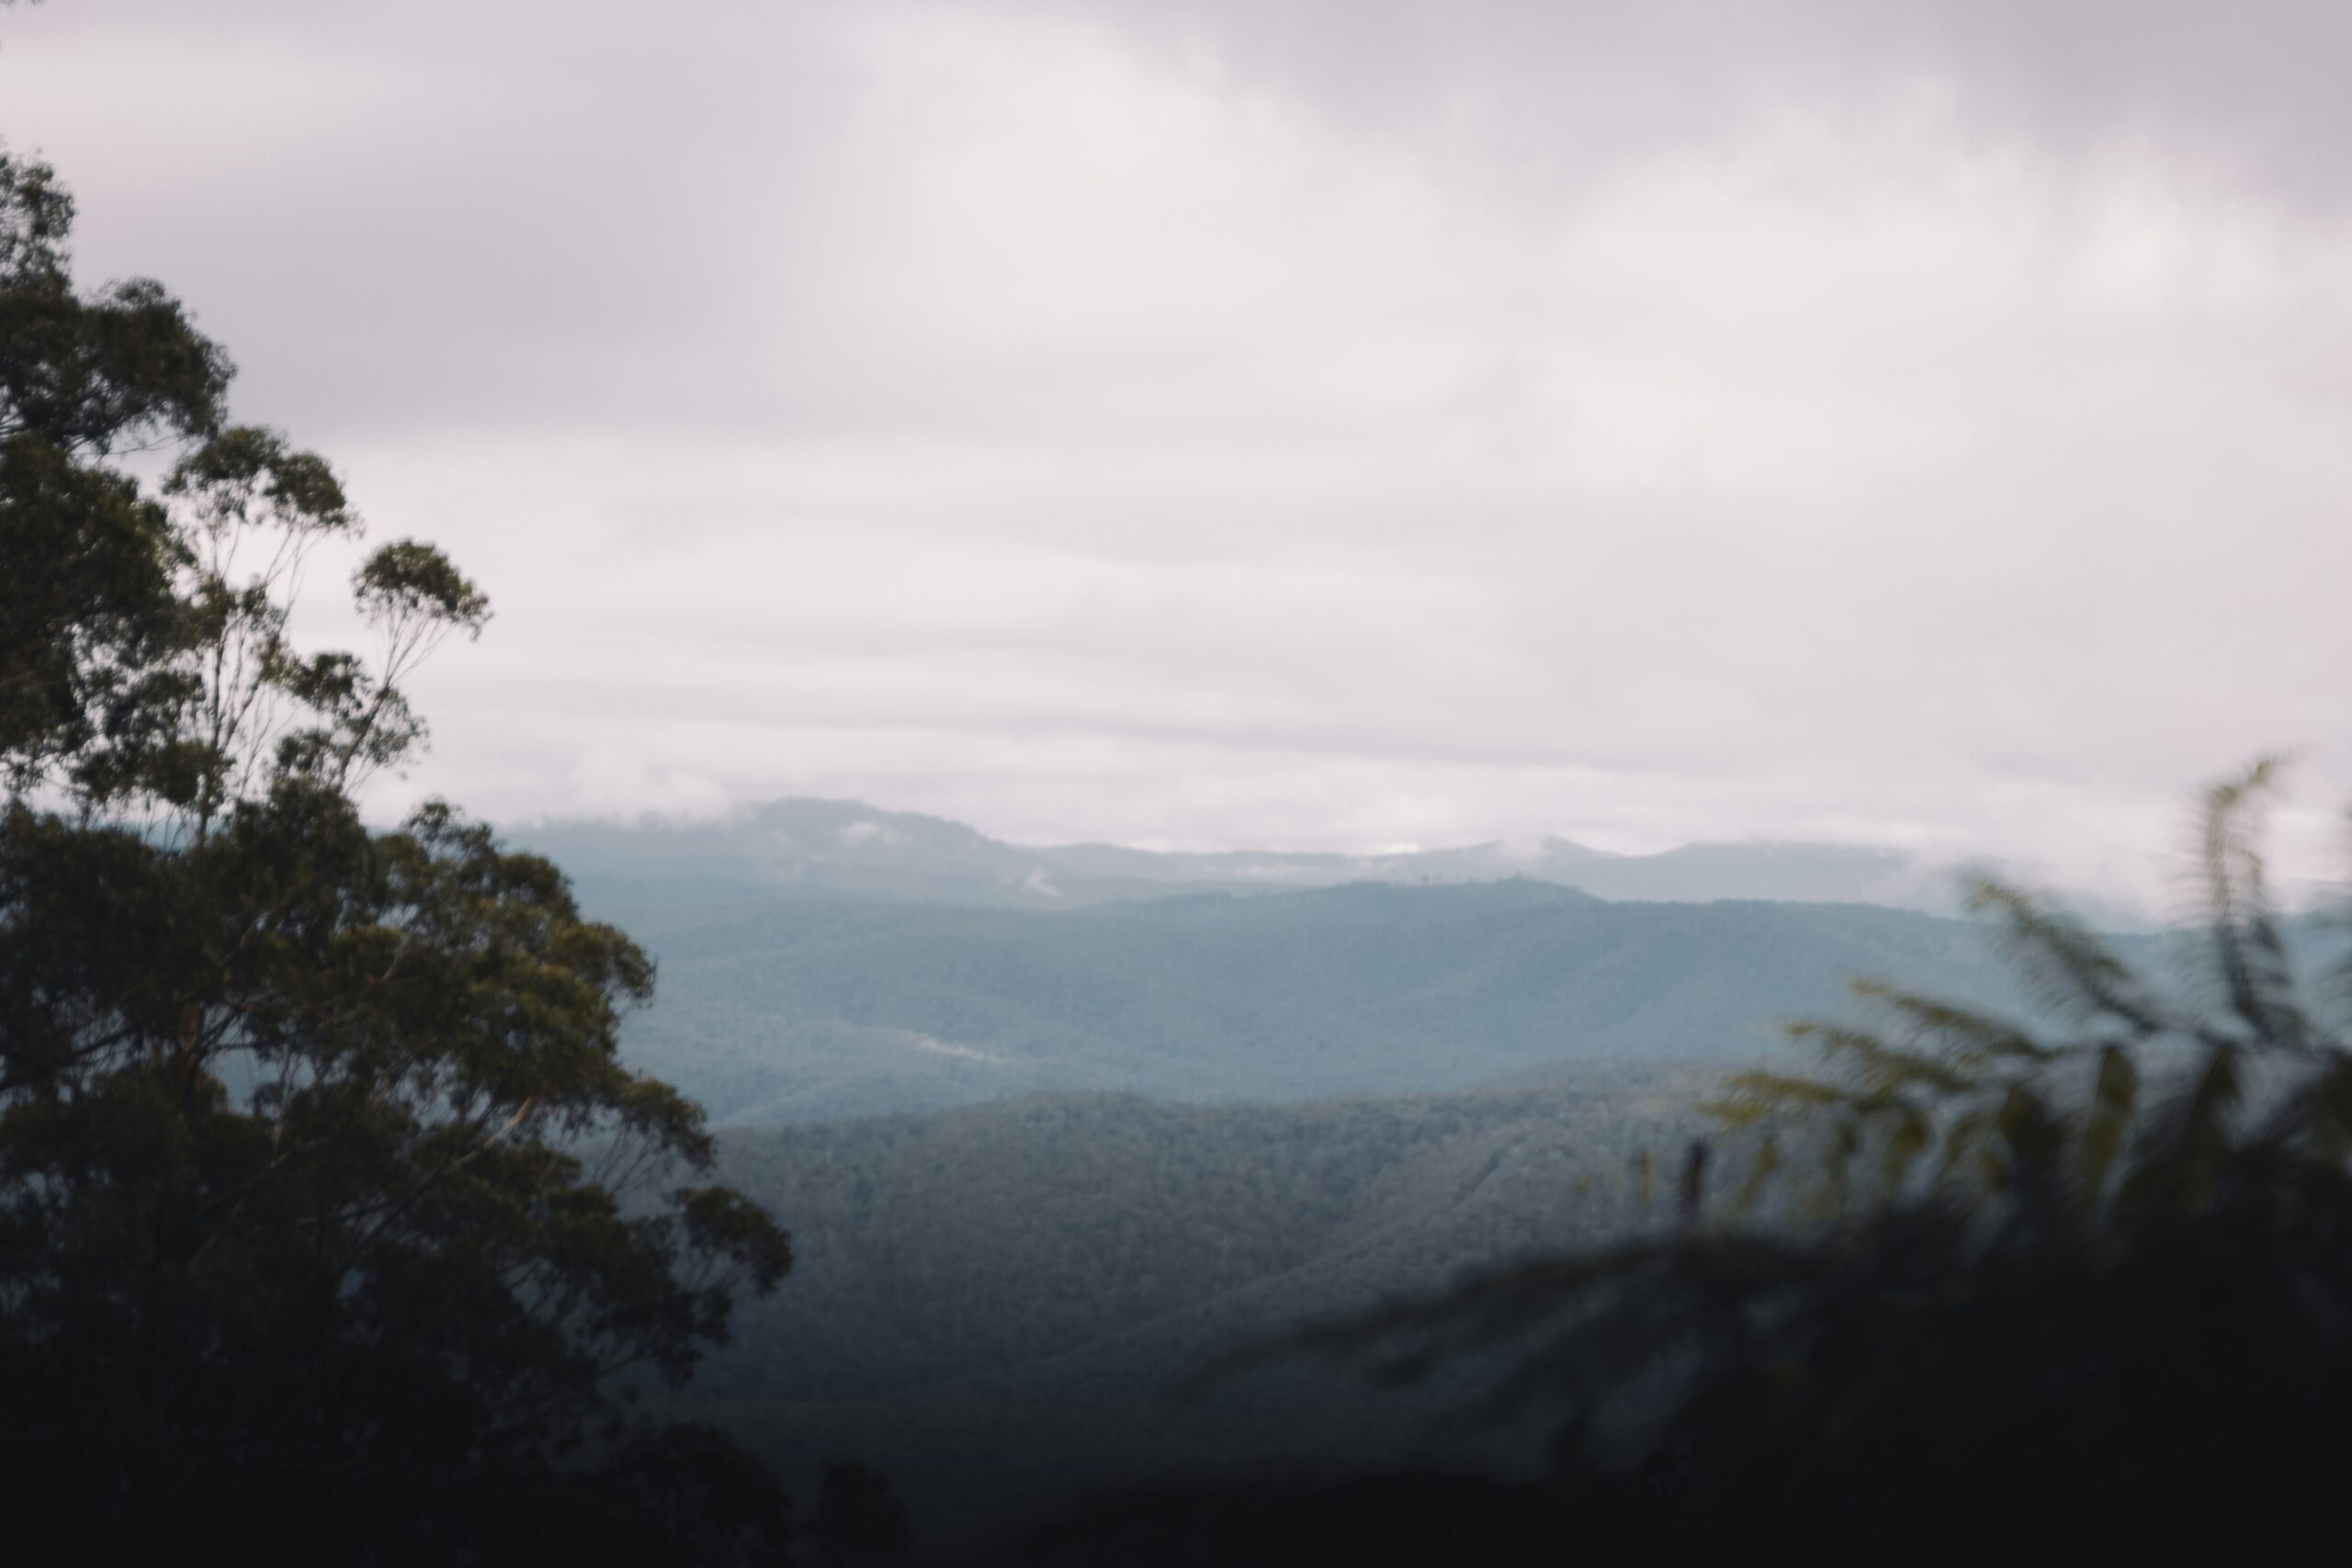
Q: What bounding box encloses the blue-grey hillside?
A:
[614,879,2064,1124]
[514,797,2006,916]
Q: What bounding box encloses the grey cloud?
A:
[5,2,2346,905]
[1004,0,2352,207]
[15,0,2343,450]
[1,1,863,436]
[11,0,2337,453]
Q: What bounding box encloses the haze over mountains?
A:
[499,797,2165,1128]
[514,797,1994,917]
[602,880,2075,1126]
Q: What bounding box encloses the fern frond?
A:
[2311,1052,2352,1162]
[1821,1118,1862,1213]
[1706,1071,1853,1124]
[1676,1141,1711,1229]
[1727,1133,1781,1219]
[2119,1043,2243,1215]
[1965,876,2166,1034]
[2198,757,2312,1054]
[2246,1046,2352,1156]
[1848,980,2058,1069]
[2177,1042,2245,1159]
[1877,1100,1931,1201]
[1992,1081,2065,1193]
[1934,1104,1998,1192]
[2076,1043,2138,1205]
[1792,1020,1975,1096]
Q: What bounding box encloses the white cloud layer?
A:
[6,1,2349,908]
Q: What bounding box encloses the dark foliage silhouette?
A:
[1059,761,2352,1565]
[806,1460,912,1561]
[0,151,794,1563]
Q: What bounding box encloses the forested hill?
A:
[615,879,2057,1124]
[704,1066,1713,1403]
[692,1066,1719,1552]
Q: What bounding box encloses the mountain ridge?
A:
[513,795,2034,919]
[608,878,2056,1125]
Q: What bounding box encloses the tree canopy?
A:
[0,150,794,1563]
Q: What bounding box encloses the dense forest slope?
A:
[702,1066,1711,1399]
[689,1067,1718,1554]
[616,881,2044,1123]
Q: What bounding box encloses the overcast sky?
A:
[6,1,2349,904]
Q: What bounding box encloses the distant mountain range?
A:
[501,799,2165,1128]
[512,796,2039,919]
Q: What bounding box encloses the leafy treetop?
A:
[0,148,795,1564]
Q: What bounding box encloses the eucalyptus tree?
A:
[0,152,794,1563]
